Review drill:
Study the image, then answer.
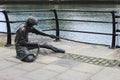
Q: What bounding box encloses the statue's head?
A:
[26,16,38,27]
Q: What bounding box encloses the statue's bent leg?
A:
[38,42,65,53]
[15,46,36,62]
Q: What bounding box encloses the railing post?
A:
[2,10,12,46]
[52,9,60,41]
[110,11,116,48]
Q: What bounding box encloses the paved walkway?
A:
[0,40,120,80]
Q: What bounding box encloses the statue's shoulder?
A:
[16,23,25,32]
[20,26,25,31]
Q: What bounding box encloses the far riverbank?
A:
[0,1,120,5]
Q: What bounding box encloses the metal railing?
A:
[0,9,118,48]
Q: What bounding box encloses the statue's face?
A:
[27,24,34,27]
[25,24,35,30]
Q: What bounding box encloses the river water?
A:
[0,4,120,46]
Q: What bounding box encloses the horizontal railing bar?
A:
[115,16,120,18]
[60,37,109,46]
[0,21,6,23]
[116,46,120,48]
[58,19,114,24]
[0,9,117,14]
[5,9,52,13]
[116,29,120,32]
[0,32,15,34]
[0,32,7,34]
[0,18,118,24]
[0,19,54,23]
[38,19,54,21]
[56,9,117,13]
[59,29,115,36]
[0,19,118,24]
[10,21,24,23]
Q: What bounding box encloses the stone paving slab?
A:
[36,55,60,64]
[0,49,16,60]
[0,47,12,52]
[5,56,23,63]
[53,59,80,68]
[13,77,32,80]
[0,60,18,70]
[91,67,120,80]
[72,63,105,74]
[54,70,92,80]
[0,67,27,80]
[14,62,46,72]
[25,69,59,80]
[43,64,68,73]
[109,49,120,60]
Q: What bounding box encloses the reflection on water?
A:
[0,4,120,46]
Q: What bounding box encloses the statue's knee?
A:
[23,55,35,62]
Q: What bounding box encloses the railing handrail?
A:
[0,18,54,23]
[0,9,52,13]
[0,9,117,13]
[0,19,115,24]
[56,9,117,13]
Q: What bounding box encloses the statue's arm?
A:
[30,27,56,38]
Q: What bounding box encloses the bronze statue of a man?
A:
[15,16,65,62]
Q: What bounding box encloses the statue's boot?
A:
[55,48,65,53]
